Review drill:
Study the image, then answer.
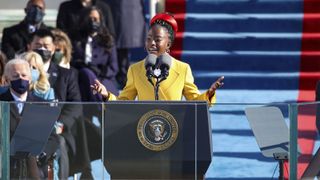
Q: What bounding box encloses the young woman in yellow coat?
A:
[91,13,224,104]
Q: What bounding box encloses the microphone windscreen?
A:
[144,54,158,68]
[158,54,172,68]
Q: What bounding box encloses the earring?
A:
[166,49,170,53]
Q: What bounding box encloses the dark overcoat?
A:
[104,0,147,48]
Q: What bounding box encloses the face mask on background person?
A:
[25,6,45,25]
[52,50,64,65]
[31,69,40,83]
[88,20,100,33]
[10,78,30,94]
[34,48,52,63]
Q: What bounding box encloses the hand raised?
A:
[90,79,109,98]
[210,76,224,91]
[208,76,224,97]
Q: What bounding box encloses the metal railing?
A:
[0,101,317,179]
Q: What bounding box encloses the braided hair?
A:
[151,19,175,44]
[150,13,178,45]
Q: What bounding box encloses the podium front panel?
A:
[103,101,212,179]
[10,103,61,156]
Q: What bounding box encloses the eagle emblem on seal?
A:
[137,109,178,151]
[149,120,166,142]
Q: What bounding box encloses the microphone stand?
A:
[154,78,160,101]
[147,76,154,87]
[147,76,162,100]
[146,65,169,101]
[154,71,168,101]
[146,66,155,89]
[146,72,162,101]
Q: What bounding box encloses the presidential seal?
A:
[137,109,178,151]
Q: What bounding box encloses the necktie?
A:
[16,102,23,114]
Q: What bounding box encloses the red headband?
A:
[150,13,178,33]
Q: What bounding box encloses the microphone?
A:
[152,54,171,101]
[144,54,157,85]
[157,54,172,79]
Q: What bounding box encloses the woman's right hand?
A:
[91,79,109,98]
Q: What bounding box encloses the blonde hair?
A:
[20,51,51,93]
[51,28,72,69]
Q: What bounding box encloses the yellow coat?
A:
[109,57,216,104]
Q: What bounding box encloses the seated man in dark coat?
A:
[0,59,59,178]
[1,0,49,59]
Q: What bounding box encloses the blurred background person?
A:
[51,28,73,69]
[1,0,49,59]
[104,0,147,88]
[70,7,119,172]
[72,6,119,102]
[21,51,66,178]
[51,28,97,179]
[0,51,8,94]
[28,28,88,179]
[20,51,55,100]
[56,0,114,42]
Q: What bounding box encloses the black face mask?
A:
[25,6,45,25]
[11,79,29,94]
[34,48,52,63]
[88,20,100,33]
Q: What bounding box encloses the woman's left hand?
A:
[91,79,109,98]
[208,76,224,97]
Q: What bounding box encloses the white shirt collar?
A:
[10,89,28,102]
[43,61,50,72]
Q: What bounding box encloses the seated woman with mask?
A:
[20,51,55,100]
[92,13,224,103]
[72,6,119,102]
[51,28,73,69]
